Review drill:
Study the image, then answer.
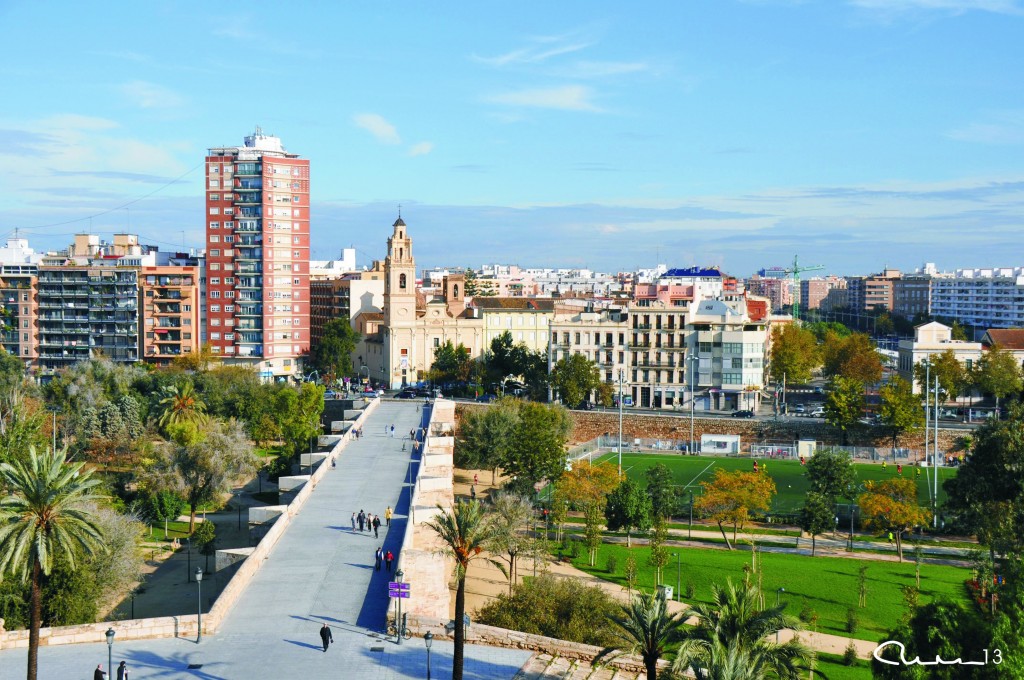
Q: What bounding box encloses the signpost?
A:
[388,581,411,598]
[389,580,410,644]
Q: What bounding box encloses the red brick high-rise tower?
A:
[204,128,310,379]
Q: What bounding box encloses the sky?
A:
[1,1,1022,277]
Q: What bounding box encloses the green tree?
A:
[913,349,966,405]
[0,388,47,464]
[799,492,834,556]
[144,419,257,532]
[157,380,208,431]
[431,340,472,384]
[672,579,814,680]
[974,344,1023,415]
[604,478,652,548]
[822,332,883,384]
[647,518,670,585]
[463,267,495,297]
[275,382,325,456]
[804,449,856,501]
[551,353,601,408]
[607,589,685,680]
[144,489,187,537]
[499,401,572,495]
[486,492,536,594]
[769,324,819,385]
[0,446,105,680]
[950,321,969,342]
[310,318,360,379]
[872,599,990,680]
[879,376,925,448]
[806,321,851,342]
[944,403,1024,559]
[645,463,681,521]
[824,376,865,445]
[425,500,496,680]
[486,331,516,381]
[0,347,26,394]
[192,519,216,571]
[455,397,519,483]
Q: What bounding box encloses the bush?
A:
[605,554,618,574]
[476,574,620,647]
[685,581,695,599]
[569,539,581,559]
[843,641,859,666]
[846,606,859,634]
[799,601,819,627]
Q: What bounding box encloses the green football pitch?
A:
[588,452,958,515]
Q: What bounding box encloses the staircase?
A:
[513,653,647,680]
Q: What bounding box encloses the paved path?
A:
[0,401,530,679]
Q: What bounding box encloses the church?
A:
[356,217,484,389]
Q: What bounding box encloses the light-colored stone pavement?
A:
[0,401,531,679]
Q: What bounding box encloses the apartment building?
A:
[0,270,36,364]
[310,263,385,345]
[744,275,791,312]
[801,277,846,311]
[36,266,139,374]
[475,297,555,355]
[930,267,1024,331]
[893,274,931,319]
[846,269,900,312]
[549,307,629,389]
[140,267,200,366]
[205,128,310,379]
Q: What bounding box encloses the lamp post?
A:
[235,491,242,531]
[185,537,191,583]
[688,491,694,540]
[689,353,699,454]
[424,631,434,679]
[672,552,681,602]
[617,369,625,476]
[195,567,204,643]
[105,627,115,678]
[933,372,939,528]
[775,587,785,643]
[395,569,406,645]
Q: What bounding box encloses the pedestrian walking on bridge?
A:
[320,623,333,652]
[375,546,384,571]
[385,506,393,527]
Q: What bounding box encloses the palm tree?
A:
[606,589,685,680]
[672,579,814,680]
[0,446,105,680]
[425,500,496,680]
[157,381,207,430]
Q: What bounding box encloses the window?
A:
[210,222,220,229]
[225,291,235,298]
[399,273,407,289]
[210,236,220,243]
[210,278,220,285]
[210,263,221,270]
[210,249,220,257]
[433,338,440,347]
[225,277,234,284]
[210,291,221,298]
[225,333,235,340]
[224,235,234,243]
[211,333,221,340]
[209,208,220,215]
[211,319,221,326]
[210,305,220,312]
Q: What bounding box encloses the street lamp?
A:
[424,631,434,679]
[775,587,785,643]
[688,491,695,540]
[617,369,625,476]
[105,627,115,678]
[235,491,242,531]
[688,353,699,455]
[195,567,204,643]
[672,552,681,602]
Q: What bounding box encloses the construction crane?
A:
[783,255,824,324]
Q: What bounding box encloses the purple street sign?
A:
[389,591,410,599]
[388,582,410,591]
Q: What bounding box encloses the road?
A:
[0,401,530,680]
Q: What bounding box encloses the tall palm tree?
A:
[0,446,105,680]
[672,579,814,680]
[157,381,207,430]
[607,589,685,680]
[425,499,496,680]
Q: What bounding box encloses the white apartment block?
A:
[897,321,982,395]
[930,267,1024,330]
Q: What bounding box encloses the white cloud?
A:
[849,0,1023,14]
[120,81,186,110]
[487,85,601,112]
[558,61,650,78]
[475,41,591,67]
[947,110,1024,144]
[352,113,401,145]
[408,142,434,157]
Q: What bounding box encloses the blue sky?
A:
[1,1,1022,276]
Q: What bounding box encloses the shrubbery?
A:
[476,573,620,646]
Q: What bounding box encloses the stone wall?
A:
[456,404,969,455]
[0,397,382,650]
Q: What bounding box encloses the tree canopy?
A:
[604,478,652,547]
[822,332,883,384]
[824,376,865,445]
[805,448,856,501]
[551,353,602,408]
[309,319,360,381]
[974,344,1023,411]
[879,376,925,448]
[769,324,819,385]
[694,469,775,549]
[431,340,473,384]
[913,349,966,404]
[859,477,931,561]
[800,491,835,556]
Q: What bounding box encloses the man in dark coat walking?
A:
[320,623,333,652]
[372,514,381,538]
[358,510,365,532]
[375,546,384,571]
[94,665,107,680]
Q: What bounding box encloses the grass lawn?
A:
[568,543,969,639]
[144,520,191,542]
[589,452,958,514]
[815,652,872,680]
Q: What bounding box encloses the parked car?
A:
[576,401,596,411]
[396,389,417,399]
[324,390,339,400]
[731,409,755,418]
[809,408,826,417]
[475,393,497,403]
[794,404,806,414]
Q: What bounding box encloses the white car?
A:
[810,408,826,418]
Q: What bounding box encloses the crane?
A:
[783,255,824,324]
